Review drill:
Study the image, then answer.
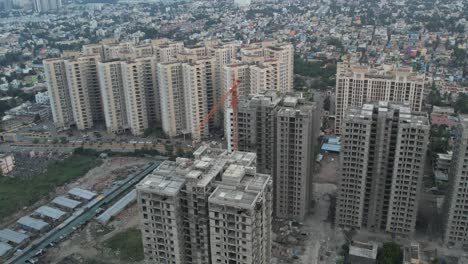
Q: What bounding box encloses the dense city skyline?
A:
[0,0,467,264]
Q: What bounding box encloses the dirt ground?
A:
[44,204,143,264]
[271,183,345,264]
[56,157,154,194]
[314,153,339,184]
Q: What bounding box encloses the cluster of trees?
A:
[0,52,28,67]
[294,55,337,79]
[376,242,403,264]
[429,125,451,161]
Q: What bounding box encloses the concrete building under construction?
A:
[225,91,320,221]
[336,102,429,237]
[136,146,272,264]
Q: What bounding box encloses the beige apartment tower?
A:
[64,55,104,130]
[182,58,215,140]
[136,146,272,264]
[43,58,74,129]
[443,115,468,248]
[97,61,128,133]
[158,61,186,138]
[336,102,429,237]
[335,63,425,134]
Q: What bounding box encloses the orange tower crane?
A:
[195,79,240,151]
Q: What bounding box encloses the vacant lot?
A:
[0,154,102,220]
[104,228,144,262]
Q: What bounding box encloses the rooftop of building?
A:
[51,196,81,209]
[209,171,270,210]
[0,242,12,257]
[338,62,425,81]
[68,188,97,200]
[138,146,262,198]
[136,165,186,196]
[403,242,420,262]
[349,241,378,260]
[0,229,29,244]
[347,102,429,126]
[17,216,49,231]
[34,206,66,220]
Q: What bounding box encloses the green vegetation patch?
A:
[0,155,102,220]
[104,228,144,262]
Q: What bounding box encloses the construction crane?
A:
[195,79,240,151]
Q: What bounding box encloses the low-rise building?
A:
[0,229,29,248]
[403,243,423,264]
[0,153,14,175]
[348,241,378,264]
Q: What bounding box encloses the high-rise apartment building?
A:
[97,61,127,134]
[443,115,468,248]
[226,92,319,220]
[274,96,318,220]
[64,55,104,130]
[136,146,272,264]
[335,63,426,134]
[46,39,293,139]
[43,58,74,129]
[335,102,429,237]
[182,58,215,140]
[33,0,61,12]
[158,61,186,138]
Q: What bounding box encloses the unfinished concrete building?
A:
[225,92,320,220]
[336,102,429,237]
[335,63,425,134]
[136,146,272,264]
[443,115,468,248]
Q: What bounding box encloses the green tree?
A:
[324,96,331,111]
[454,94,468,114]
[164,144,174,155]
[32,138,39,144]
[377,242,403,264]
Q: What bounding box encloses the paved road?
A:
[7,162,161,264]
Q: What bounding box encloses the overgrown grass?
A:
[104,228,144,261]
[0,154,102,220]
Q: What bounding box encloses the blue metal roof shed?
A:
[0,242,12,258]
[52,196,81,210]
[17,216,49,232]
[321,143,341,153]
[0,229,29,245]
[34,206,66,220]
[68,188,97,201]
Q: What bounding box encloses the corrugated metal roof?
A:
[0,229,29,244]
[97,190,136,225]
[0,242,12,257]
[321,143,341,152]
[35,206,66,220]
[68,188,97,200]
[52,196,81,209]
[17,216,49,231]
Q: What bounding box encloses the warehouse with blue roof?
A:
[17,216,49,233]
[0,229,29,247]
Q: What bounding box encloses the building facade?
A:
[226,92,319,220]
[335,102,429,237]
[136,146,272,264]
[443,115,468,248]
[335,63,425,134]
[43,58,74,129]
[45,39,293,138]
